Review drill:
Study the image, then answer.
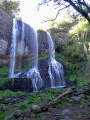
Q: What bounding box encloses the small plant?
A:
[0,111,8,119]
[75,112,80,116]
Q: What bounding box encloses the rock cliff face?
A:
[0,9,11,66]
[0,9,11,55]
[38,30,49,56]
[0,10,49,68]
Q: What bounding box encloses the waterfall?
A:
[9,18,18,78]
[26,29,43,91]
[17,22,25,68]
[14,24,43,91]
[9,18,65,91]
[47,32,65,88]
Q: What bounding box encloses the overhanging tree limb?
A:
[42,4,70,23]
[39,0,90,22]
[64,0,90,22]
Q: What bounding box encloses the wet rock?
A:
[13,78,33,92]
[38,30,49,56]
[14,110,22,118]
[78,94,85,99]
[71,96,81,102]
[16,118,23,120]
[87,103,90,107]
[23,109,31,118]
[66,98,73,103]
[62,109,71,115]
[77,115,81,118]
[2,98,17,104]
[31,105,41,113]
[80,103,86,108]
[7,118,13,120]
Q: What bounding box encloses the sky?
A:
[13,0,51,29]
[14,0,66,30]
[14,0,90,30]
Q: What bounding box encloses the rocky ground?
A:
[0,84,90,120]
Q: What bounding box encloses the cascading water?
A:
[47,32,65,88]
[25,29,43,91]
[9,18,65,91]
[9,18,18,78]
[17,21,25,68]
[14,24,43,91]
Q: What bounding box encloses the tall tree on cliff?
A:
[38,0,90,22]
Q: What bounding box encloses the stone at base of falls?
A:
[1,78,33,92]
[39,58,51,88]
[23,109,31,118]
[14,110,22,118]
[2,58,67,92]
[13,78,33,92]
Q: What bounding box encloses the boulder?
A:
[23,109,31,118]
[14,110,22,118]
[31,105,41,113]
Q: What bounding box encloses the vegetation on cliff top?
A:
[0,0,20,17]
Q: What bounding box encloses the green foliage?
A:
[0,0,20,17]
[69,19,90,44]
[63,43,86,63]
[69,19,89,35]
[50,20,73,33]
[0,90,25,101]
[16,88,66,110]
[0,111,8,119]
[0,66,9,78]
[75,112,80,116]
[56,52,89,86]
[56,101,66,108]
[0,78,13,89]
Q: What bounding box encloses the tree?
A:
[38,0,90,22]
[0,0,20,17]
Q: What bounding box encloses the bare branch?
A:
[42,4,70,23]
[38,0,90,22]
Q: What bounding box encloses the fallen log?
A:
[31,88,72,113]
[41,88,72,111]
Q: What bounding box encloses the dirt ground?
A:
[30,102,90,120]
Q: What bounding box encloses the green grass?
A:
[39,54,49,60]
[0,90,25,101]
[0,78,13,89]
[75,112,80,116]
[0,61,35,78]
[0,111,8,120]
[15,88,66,111]
[56,101,67,108]
[0,67,9,78]
[0,87,90,120]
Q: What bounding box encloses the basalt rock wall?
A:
[0,8,11,66]
[0,10,49,67]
